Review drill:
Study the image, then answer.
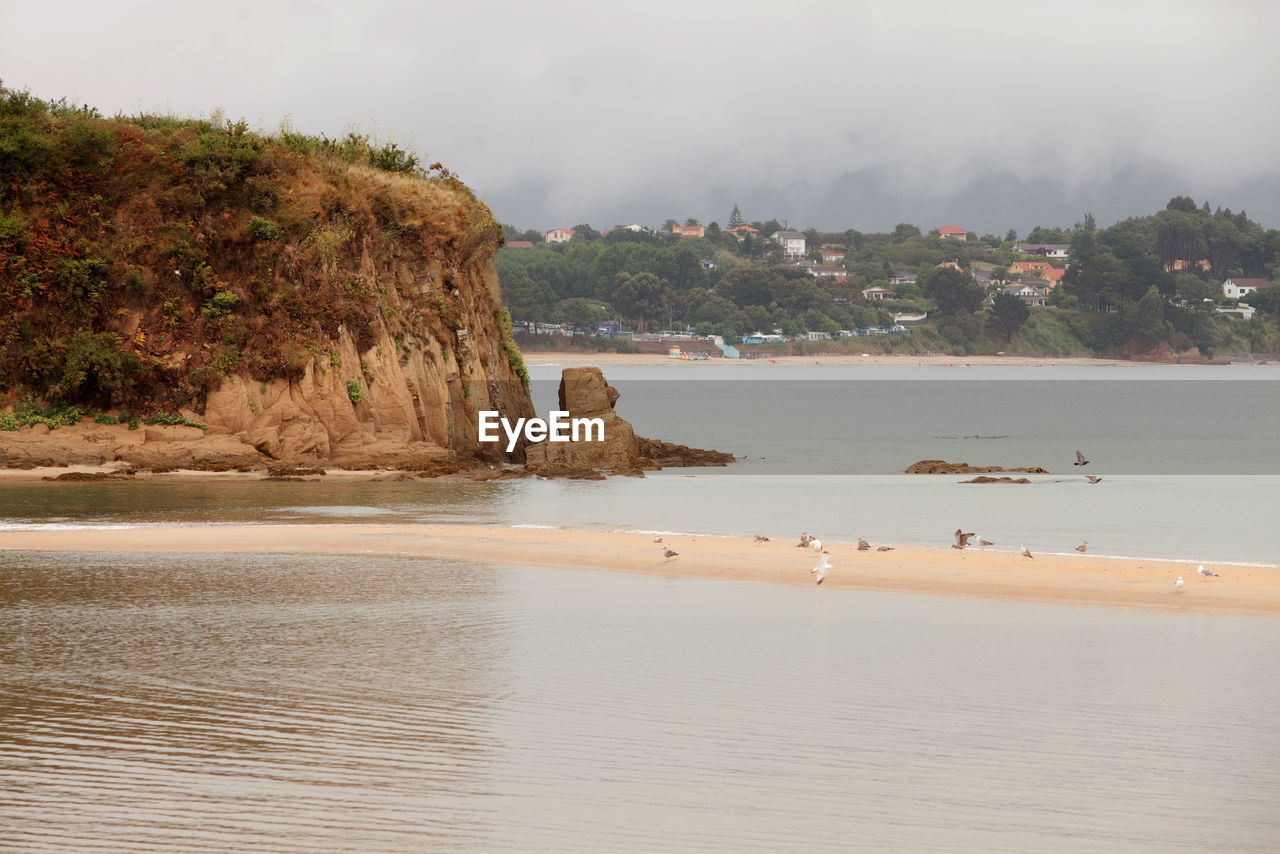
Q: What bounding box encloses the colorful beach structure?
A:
[668,347,710,360]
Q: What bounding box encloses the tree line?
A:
[497,198,1280,356]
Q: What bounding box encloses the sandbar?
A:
[4,522,1275,617]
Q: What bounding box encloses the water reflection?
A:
[0,552,506,853]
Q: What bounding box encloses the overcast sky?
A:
[6,0,1279,235]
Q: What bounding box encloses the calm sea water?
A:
[2,365,1278,851]
[3,552,1279,853]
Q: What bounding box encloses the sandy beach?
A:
[522,352,1212,368]
[5,522,1274,616]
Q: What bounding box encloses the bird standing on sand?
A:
[1020,544,1034,559]
[1074,450,1090,467]
[810,551,831,585]
[809,538,822,552]
[1175,576,1185,593]
[953,529,975,550]
[1086,475,1102,484]
[653,535,663,543]
[876,545,895,552]
[977,535,994,548]
[1076,540,1088,553]
[857,537,870,551]
[797,532,815,549]
[753,534,770,543]
[1198,565,1219,578]
[662,547,678,560]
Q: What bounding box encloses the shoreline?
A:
[521,351,1251,368]
[3,522,1275,617]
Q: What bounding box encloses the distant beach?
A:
[523,352,1194,368]
[5,523,1274,616]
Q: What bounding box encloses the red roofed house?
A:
[726,225,759,241]
[544,228,574,244]
[937,225,968,241]
[672,224,705,238]
[1222,278,1271,300]
[819,249,846,263]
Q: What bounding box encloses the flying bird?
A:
[1197,565,1219,578]
[1074,450,1090,467]
[1020,544,1034,559]
[662,547,678,560]
[1086,475,1102,484]
[1174,576,1184,593]
[1076,540,1088,553]
[810,551,831,585]
[857,537,870,551]
[953,529,975,550]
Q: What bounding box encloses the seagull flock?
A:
[649,451,1221,594]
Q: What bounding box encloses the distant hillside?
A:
[0,84,533,464]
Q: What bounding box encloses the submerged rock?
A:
[907,460,1048,474]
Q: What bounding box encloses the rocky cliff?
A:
[0,87,533,467]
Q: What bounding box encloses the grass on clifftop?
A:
[0,83,506,414]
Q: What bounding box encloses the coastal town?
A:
[499,210,1275,359]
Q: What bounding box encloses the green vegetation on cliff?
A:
[0,83,505,412]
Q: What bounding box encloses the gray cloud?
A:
[6,0,1279,233]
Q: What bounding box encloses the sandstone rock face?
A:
[906,460,1049,474]
[199,260,535,466]
[524,367,640,471]
[524,367,733,475]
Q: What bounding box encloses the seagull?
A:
[1086,475,1102,484]
[953,529,975,550]
[809,538,822,552]
[1174,576,1184,593]
[653,535,663,543]
[977,535,994,547]
[1020,544,1034,559]
[753,534,770,543]
[662,547,678,560]
[1074,450,1090,467]
[876,545,895,552]
[797,532,815,549]
[857,538,870,551]
[810,551,831,585]
[1076,540,1088,553]
[1197,565,1218,578]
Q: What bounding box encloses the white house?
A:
[1014,243,1070,259]
[862,286,892,301]
[770,230,807,258]
[1222,278,1271,300]
[808,265,846,278]
[1003,283,1047,308]
[544,228,574,244]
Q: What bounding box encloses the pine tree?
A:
[727,205,744,228]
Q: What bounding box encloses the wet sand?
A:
[4,523,1274,616]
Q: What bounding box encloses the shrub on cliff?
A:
[0,82,515,415]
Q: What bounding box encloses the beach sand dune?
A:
[5,523,1275,617]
